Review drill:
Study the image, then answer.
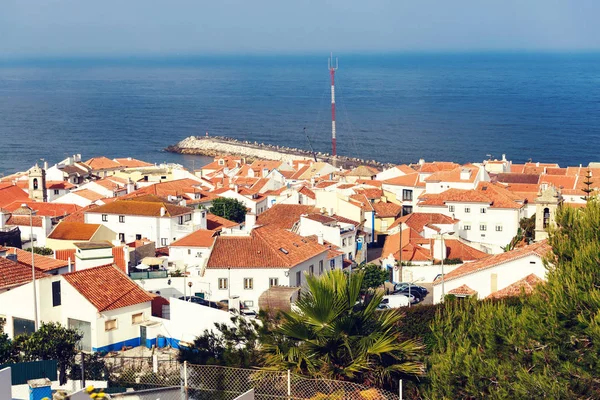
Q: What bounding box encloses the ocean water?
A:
[1,53,599,175]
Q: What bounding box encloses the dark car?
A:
[392,283,428,300]
[179,296,220,309]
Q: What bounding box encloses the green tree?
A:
[209,198,247,223]
[0,319,13,364]
[426,201,600,399]
[581,169,594,201]
[359,263,388,292]
[16,322,82,384]
[261,269,424,388]
[503,214,536,251]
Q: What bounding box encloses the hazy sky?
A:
[2,0,599,58]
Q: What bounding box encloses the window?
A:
[449,205,455,212]
[105,319,117,331]
[185,214,192,222]
[119,215,125,223]
[118,233,125,243]
[319,260,324,274]
[161,238,168,246]
[464,207,471,213]
[480,207,486,214]
[309,265,314,276]
[136,234,142,240]
[218,278,228,290]
[330,259,335,270]
[188,249,191,255]
[132,313,143,325]
[243,278,253,290]
[244,300,254,308]
[178,216,184,225]
[269,278,279,287]
[402,189,413,201]
[463,224,471,231]
[543,207,550,229]
[402,205,413,215]
[342,238,347,246]
[102,214,108,222]
[296,271,302,287]
[348,252,352,260]
[480,224,487,231]
[52,281,61,307]
[33,178,38,190]
[54,189,60,195]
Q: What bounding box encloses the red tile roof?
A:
[6,215,43,227]
[390,213,457,232]
[437,241,551,284]
[372,202,402,218]
[487,274,543,299]
[349,194,374,211]
[0,257,49,290]
[61,204,98,223]
[55,249,76,263]
[72,189,106,202]
[48,222,101,241]
[0,185,29,208]
[425,166,479,183]
[84,157,122,171]
[382,173,425,188]
[207,226,327,269]
[6,247,68,272]
[346,165,380,177]
[298,186,316,200]
[62,264,153,311]
[112,246,127,273]
[4,201,81,217]
[170,229,217,247]
[412,162,460,173]
[448,284,477,296]
[86,197,192,217]
[419,182,524,209]
[206,213,240,231]
[46,181,76,190]
[441,239,490,261]
[256,204,316,230]
[114,157,154,168]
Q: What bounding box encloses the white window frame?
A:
[243,278,253,290]
[495,225,503,232]
[480,207,486,214]
[464,207,470,213]
[480,224,487,231]
[119,215,125,223]
[102,214,108,222]
[448,205,455,213]
[131,312,144,325]
[463,224,471,231]
[105,319,117,332]
[269,277,279,287]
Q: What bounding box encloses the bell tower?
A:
[534,184,562,242]
[28,164,47,202]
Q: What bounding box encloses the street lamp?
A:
[21,204,38,331]
[438,231,455,303]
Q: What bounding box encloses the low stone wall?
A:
[166,136,391,169]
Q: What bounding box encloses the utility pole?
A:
[328,53,338,159]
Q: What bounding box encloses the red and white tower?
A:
[328,53,338,157]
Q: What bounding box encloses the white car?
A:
[380,294,412,308]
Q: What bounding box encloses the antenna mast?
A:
[328,53,338,158]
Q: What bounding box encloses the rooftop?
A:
[256,204,316,230]
[85,196,192,217]
[48,222,102,241]
[170,229,216,248]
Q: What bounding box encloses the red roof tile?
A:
[437,241,551,284]
[0,185,29,208]
[0,257,49,290]
[48,222,101,241]
[6,247,68,272]
[207,226,327,269]
[487,274,543,299]
[55,249,76,263]
[84,156,122,171]
[170,229,216,247]
[62,264,153,311]
[112,246,127,273]
[372,202,402,218]
[382,173,425,188]
[86,197,192,217]
[390,213,457,231]
[448,284,477,296]
[114,157,154,168]
[256,204,316,230]
[4,201,81,217]
[6,215,43,227]
[206,213,240,231]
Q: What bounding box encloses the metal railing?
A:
[105,356,400,400]
[130,270,169,280]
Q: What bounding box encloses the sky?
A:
[2,0,600,58]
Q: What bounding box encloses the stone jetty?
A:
[165,136,391,169]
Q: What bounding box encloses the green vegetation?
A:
[503,214,536,251]
[24,246,54,256]
[359,263,389,292]
[209,197,247,223]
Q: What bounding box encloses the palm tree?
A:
[261,269,424,387]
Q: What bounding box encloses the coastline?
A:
[165,136,392,169]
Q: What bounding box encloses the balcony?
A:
[130,270,168,280]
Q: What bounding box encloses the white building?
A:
[84,195,207,246]
[298,213,358,261]
[203,226,329,310]
[0,264,153,352]
[432,241,550,303]
[168,229,217,273]
[216,188,269,215]
[381,173,426,216]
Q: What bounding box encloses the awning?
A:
[141,257,165,266]
[258,286,301,313]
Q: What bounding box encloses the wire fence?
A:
[104,356,399,400]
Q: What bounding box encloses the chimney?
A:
[160,207,166,217]
[68,257,72,273]
[418,159,425,166]
[245,213,256,232]
[317,233,324,245]
[262,168,269,178]
[234,184,239,193]
[502,154,506,161]
[536,162,540,167]
[126,178,135,194]
[460,169,471,181]
[43,161,48,170]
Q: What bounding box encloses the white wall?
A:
[298,216,357,260]
[432,254,546,303]
[0,367,11,400]
[52,191,93,207]
[97,302,152,349]
[168,245,213,271]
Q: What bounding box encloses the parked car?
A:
[393,283,428,300]
[178,296,220,309]
[380,294,411,308]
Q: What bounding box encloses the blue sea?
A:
[1,53,599,175]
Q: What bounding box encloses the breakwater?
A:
[165,136,391,169]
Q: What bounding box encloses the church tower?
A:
[28,164,47,202]
[534,184,562,242]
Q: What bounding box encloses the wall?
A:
[47,226,117,251]
[75,247,114,271]
[399,264,461,283]
[168,245,213,270]
[0,367,10,400]
[298,216,357,260]
[95,302,152,352]
[432,254,546,303]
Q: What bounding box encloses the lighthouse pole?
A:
[328,53,338,158]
